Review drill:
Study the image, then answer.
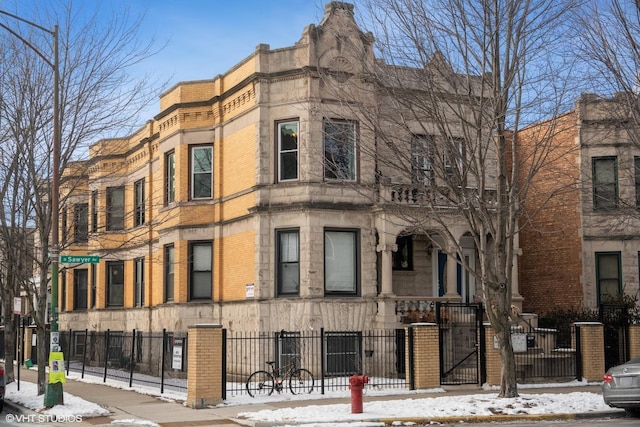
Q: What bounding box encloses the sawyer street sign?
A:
[60,255,100,264]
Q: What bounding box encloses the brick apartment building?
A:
[518,93,640,315]
[55,1,521,336]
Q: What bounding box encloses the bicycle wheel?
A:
[289,368,314,394]
[246,370,275,397]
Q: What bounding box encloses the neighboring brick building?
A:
[518,93,640,314]
[56,1,520,336]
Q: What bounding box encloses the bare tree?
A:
[317,0,580,397]
[0,0,164,394]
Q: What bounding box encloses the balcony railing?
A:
[379,184,498,207]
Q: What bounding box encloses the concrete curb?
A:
[4,398,39,416]
[240,410,628,426]
[368,410,628,425]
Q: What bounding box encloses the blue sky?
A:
[127,0,329,85]
[0,0,357,123]
[128,0,335,120]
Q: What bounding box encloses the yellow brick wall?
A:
[149,247,164,307]
[187,324,223,408]
[577,323,604,381]
[221,56,256,90]
[174,240,188,303]
[629,325,640,359]
[484,326,502,386]
[61,44,259,323]
[219,230,256,301]
[220,125,256,197]
[123,259,133,307]
[405,324,440,389]
[160,81,217,112]
[95,262,105,309]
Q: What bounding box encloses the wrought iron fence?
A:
[511,326,578,382]
[225,328,407,396]
[57,329,187,393]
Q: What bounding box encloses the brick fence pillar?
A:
[483,323,501,386]
[405,323,440,389]
[187,324,223,408]
[574,322,604,382]
[629,324,640,359]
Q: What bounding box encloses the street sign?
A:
[60,255,100,264]
[13,297,23,315]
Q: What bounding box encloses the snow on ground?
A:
[4,369,616,426]
[236,391,613,425]
[4,380,109,417]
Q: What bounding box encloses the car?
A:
[602,356,640,417]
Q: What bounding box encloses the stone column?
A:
[444,248,460,299]
[510,233,524,307]
[187,324,223,408]
[405,323,440,389]
[376,243,396,296]
[575,322,604,382]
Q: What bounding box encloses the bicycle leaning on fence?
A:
[245,357,314,397]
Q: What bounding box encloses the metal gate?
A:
[599,303,629,371]
[437,302,483,385]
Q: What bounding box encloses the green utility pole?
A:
[0,10,63,407]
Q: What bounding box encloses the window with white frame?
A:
[592,156,618,210]
[412,135,435,186]
[134,179,145,227]
[74,203,89,242]
[324,332,362,376]
[73,331,86,357]
[166,151,175,204]
[62,207,68,243]
[107,261,124,307]
[324,229,359,295]
[134,257,144,307]
[91,190,98,232]
[191,146,213,199]
[74,269,88,310]
[106,186,125,231]
[278,120,299,181]
[277,229,300,295]
[190,241,212,300]
[165,245,174,302]
[324,120,356,180]
[444,136,465,185]
[91,264,96,308]
[596,252,621,303]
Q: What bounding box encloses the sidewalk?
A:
[4,368,626,426]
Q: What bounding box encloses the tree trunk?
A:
[497,324,518,397]
[37,327,47,395]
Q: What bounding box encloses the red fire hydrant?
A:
[349,374,369,413]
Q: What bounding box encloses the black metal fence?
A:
[225,328,407,396]
[57,329,187,393]
[20,321,580,398]
[511,326,578,381]
[599,303,630,371]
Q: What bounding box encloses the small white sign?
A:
[512,333,527,353]
[13,297,22,315]
[51,332,60,352]
[172,338,183,370]
[246,283,254,299]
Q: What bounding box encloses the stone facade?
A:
[57,2,518,336]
